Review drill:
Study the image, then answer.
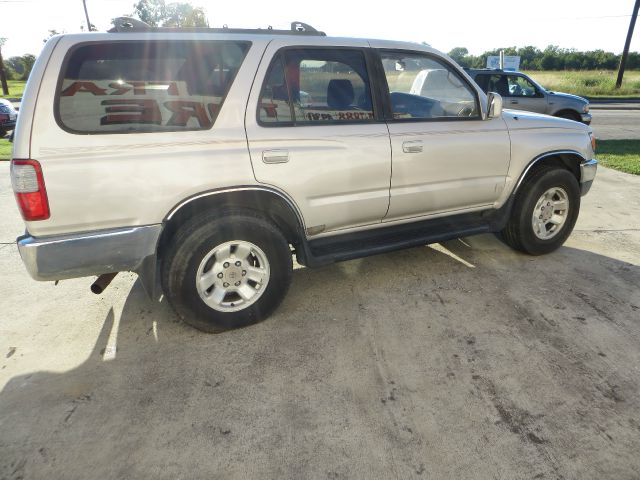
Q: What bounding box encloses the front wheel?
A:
[499,168,581,255]
[161,212,293,332]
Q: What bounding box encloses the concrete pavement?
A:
[1,162,639,479]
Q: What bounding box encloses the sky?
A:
[1,0,639,59]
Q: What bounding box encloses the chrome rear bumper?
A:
[17,224,162,281]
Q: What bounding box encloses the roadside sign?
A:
[487,56,521,71]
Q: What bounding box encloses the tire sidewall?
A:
[515,168,581,255]
[164,214,292,332]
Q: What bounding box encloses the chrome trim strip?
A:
[513,150,587,194]
[17,224,162,281]
[164,186,306,230]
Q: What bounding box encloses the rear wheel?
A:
[161,211,293,332]
[499,167,580,255]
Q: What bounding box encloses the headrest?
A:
[327,79,354,109]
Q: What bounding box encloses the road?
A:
[1,161,640,479]
[590,108,640,140]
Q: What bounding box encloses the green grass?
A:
[523,70,640,98]
[597,140,640,175]
[0,80,26,99]
[0,138,12,160]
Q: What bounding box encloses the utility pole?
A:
[82,0,93,32]
[616,0,640,88]
[0,39,9,96]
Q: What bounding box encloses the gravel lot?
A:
[1,163,639,479]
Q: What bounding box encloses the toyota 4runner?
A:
[10,20,598,332]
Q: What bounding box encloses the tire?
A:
[499,167,580,255]
[555,110,581,122]
[161,211,293,333]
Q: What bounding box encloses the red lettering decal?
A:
[128,81,147,95]
[107,81,179,96]
[108,82,132,95]
[61,81,107,96]
[163,82,179,96]
[100,99,162,125]
[164,101,212,128]
[208,102,221,120]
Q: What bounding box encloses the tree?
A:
[448,47,469,64]
[164,3,208,27]
[516,46,542,70]
[0,38,9,95]
[21,54,36,80]
[133,0,167,27]
[133,0,208,27]
[6,56,25,78]
[43,30,61,44]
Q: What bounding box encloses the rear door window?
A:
[258,48,374,125]
[57,41,250,134]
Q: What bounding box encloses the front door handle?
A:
[402,140,423,153]
[262,150,289,164]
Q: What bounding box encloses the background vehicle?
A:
[10,22,597,333]
[0,98,18,137]
[467,68,591,124]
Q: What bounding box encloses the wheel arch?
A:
[512,150,584,198]
[553,109,581,121]
[158,187,307,260]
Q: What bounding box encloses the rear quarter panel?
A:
[25,33,268,237]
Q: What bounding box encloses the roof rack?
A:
[109,18,326,36]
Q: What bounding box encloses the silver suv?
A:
[467,69,591,124]
[11,21,598,332]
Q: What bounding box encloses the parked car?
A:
[10,20,598,332]
[0,98,18,137]
[466,69,591,124]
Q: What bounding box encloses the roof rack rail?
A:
[108,18,326,36]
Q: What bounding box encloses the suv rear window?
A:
[56,41,250,134]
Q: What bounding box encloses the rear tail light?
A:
[10,159,50,221]
[0,113,8,122]
[589,133,597,153]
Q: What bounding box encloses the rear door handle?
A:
[402,140,423,153]
[262,150,289,164]
[510,100,519,104]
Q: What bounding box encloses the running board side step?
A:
[296,209,503,268]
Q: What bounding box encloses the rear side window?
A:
[258,48,374,125]
[57,41,250,134]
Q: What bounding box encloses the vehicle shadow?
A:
[1,234,639,479]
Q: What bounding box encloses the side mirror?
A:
[487,92,503,119]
